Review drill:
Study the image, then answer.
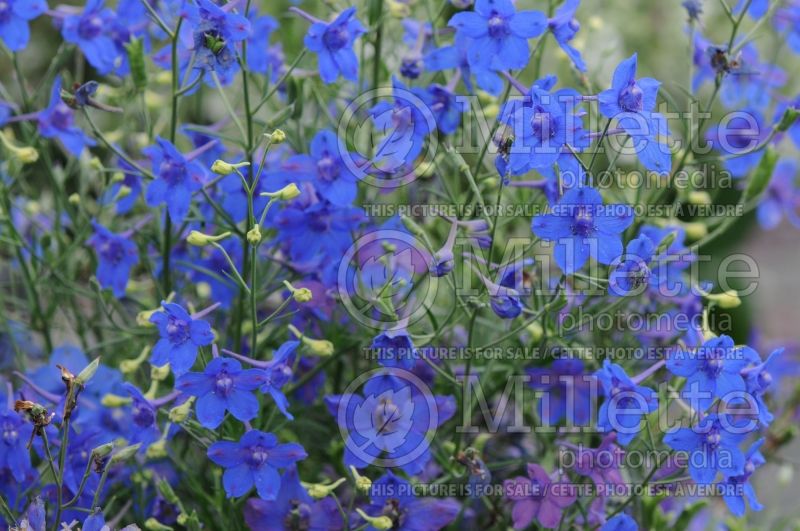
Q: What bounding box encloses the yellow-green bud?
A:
[76,357,100,385]
[261,183,301,201]
[683,221,707,240]
[102,393,133,407]
[526,321,543,343]
[90,157,104,171]
[119,347,149,374]
[92,441,115,458]
[355,509,393,530]
[303,478,346,499]
[169,396,195,423]
[151,363,171,381]
[247,225,262,245]
[387,0,410,17]
[211,159,250,175]
[110,443,142,464]
[115,185,132,200]
[187,230,231,246]
[15,146,39,164]
[283,280,313,303]
[688,191,712,205]
[146,439,168,459]
[144,517,174,531]
[137,308,158,327]
[289,324,334,356]
[269,129,286,144]
[706,289,741,309]
[68,193,81,205]
[350,466,372,494]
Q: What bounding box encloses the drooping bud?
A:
[303,478,346,499]
[146,439,168,460]
[211,159,250,175]
[268,129,286,144]
[688,191,711,205]
[350,466,372,494]
[705,289,741,309]
[102,393,133,407]
[187,230,231,246]
[260,183,301,201]
[76,357,100,385]
[355,509,393,530]
[288,324,334,356]
[120,346,150,374]
[110,443,142,464]
[0,131,39,164]
[168,397,195,423]
[144,517,174,531]
[283,280,313,303]
[151,363,171,381]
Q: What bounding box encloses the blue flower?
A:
[149,302,214,375]
[362,472,460,530]
[503,463,576,529]
[757,159,800,230]
[122,383,162,448]
[548,0,586,71]
[185,0,251,83]
[742,347,783,426]
[207,430,307,500]
[531,187,634,275]
[82,512,108,531]
[144,137,206,224]
[448,0,546,70]
[482,258,532,319]
[176,357,263,428]
[667,335,751,412]
[594,360,658,446]
[602,513,638,531]
[61,0,122,74]
[101,158,143,214]
[246,11,282,79]
[682,0,703,21]
[424,35,504,95]
[37,77,96,156]
[528,358,593,427]
[706,108,769,178]
[419,84,466,134]
[244,466,344,530]
[0,0,46,51]
[735,0,768,19]
[258,341,300,420]
[663,413,749,484]
[289,130,358,206]
[303,7,366,84]
[775,3,800,54]
[598,54,671,173]
[719,438,765,516]
[370,329,418,370]
[0,407,33,482]
[608,234,654,296]
[87,222,138,298]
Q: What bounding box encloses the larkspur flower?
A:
[144,137,206,224]
[594,360,658,446]
[61,0,122,74]
[682,0,703,21]
[775,2,800,54]
[370,329,418,370]
[757,159,800,230]
[569,433,625,493]
[288,129,358,206]
[0,405,34,482]
[718,438,765,516]
[448,0,546,70]
[424,34,504,95]
[598,53,671,173]
[742,347,783,426]
[122,383,162,448]
[531,186,634,275]
[246,11,282,79]
[663,413,749,484]
[419,83,466,135]
[0,0,47,51]
[257,341,300,420]
[149,301,214,375]
[667,335,752,411]
[706,108,769,178]
[87,222,138,298]
[183,0,251,84]
[37,77,96,156]
[548,0,586,71]
[503,463,577,529]
[301,7,366,84]
[207,430,307,500]
[176,357,263,429]
[602,513,638,531]
[608,234,655,296]
[527,358,593,426]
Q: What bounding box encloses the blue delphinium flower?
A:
[531,187,634,275]
[37,77,96,156]
[528,358,593,427]
[482,258,532,319]
[102,159,143,214]
[184,0,251,85]
[757,159,800,230]
[122,382,163,448]
[144,137,206,224]
[289,129,358,206]
[87,222,138,298]
[176,357,263,428]
[258,341,300,420]
[598,54,671,173]
[0,405,33,482]
[149,301,214,375]
[370,329,418,370]
[775,3,800,54]
[0,0,46,51]
[360,471,460,530]
[548,0,586,72]
[448,0,546,70]
[735,0,767,19]
[61,0,122,74]
[424,34,504,96]
[207,430,307,499]
[503,463,576,529]
[719,438,765,516]
[742,347,783,426]
[302,7,366,84]
[244,466,344,530]
[602,513,638,531]
[594,360,658,446]
[706,108,769,178]
[663,413,749,484]
[608,234,654,296]
[667,334,752,411]
[682,0,703,21]
[246,10,282,79]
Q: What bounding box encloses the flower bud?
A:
[683,221,707,240]
[151,363,171,381]
[303,478,346,499]
[211,159,250,175]
[68,193,81,205]
[526,321,543,343]
[261,183,301,201]
[355,509,393,530]
[146,439,168,460]
[169,397,195,423]
[387,0,410,17]
[350,466,372,494]
[706,289,741,309]
[121,346,150,374]
[246,225,262,245]
[0,131,39,164]
[268,129,286,144]
[110,443,142,464]
[76,357,100,385]
[92,442,115,458]
[144,517,174,531]
[283,280,313,303]
[137,308,158,327]
[288,324,334,356]
[688,191,711,205]
[102,393,133,407]
[187,230,231,246]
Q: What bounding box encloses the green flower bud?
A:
[688,191,712,205]
[247,225,262,245]
[168,396,195,423]
[261,183,301,201]
[144,517,174,531]
[303,478,346,499]
[355,509,393,530]
[350,466,372,494]
[269,129,286,144]
[76,357,100,385]
[68,193,81,205]
[211,159,250,175]
[150,363,171,381]
[91,442,115,458]
[283,280,313,303]
[146,439,168,460]
[706,289,741,309]
[186,230,231,246]
[110,443,142,464]
[102,393,133,407]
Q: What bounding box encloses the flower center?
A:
[247,445,270,468]
[374,399,401,433]
[133,402,155,427]
[1,418,19,445]
[323,26,349,50]
[214,372,234,396]
[78,15,104,40]
[51,103,74,130]
[618,82,644,112]
[487,14,510,39]
[704,347,724,376]
[704,430,721,450]
[159,159,186,186]
[571,208,595,237]
[532,111,556,141]
[316,156,340,182]
[166,316,191,344]
[101,239,125,266]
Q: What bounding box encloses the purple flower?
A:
[705,108,769,178]
[0,0,47,51]
[176,357,263,428]
[663,413,749,484]
[719,438,765,516]
[448,0,546,70]
[531,186,634,275]
[303,7,366,84]
[667,335,752,412]
[207,430,307,500]
[122,383,162,448]
[361,471,460,530]
[87,222,138,298]
[503,463,576,529]
[598,54,671,173]
[608,234,654,296]
[570,433,625,493]
[61,0,122,74]
[183,0,251,84]
[149,302,214,375]
[246,11,283,80]
[38,77,96,156]
[144,137,206,224]
[594,360,658,446]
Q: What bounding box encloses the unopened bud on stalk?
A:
[261,183,301,201]
[247,225,262,245]
[688,191,712,205]
[350,466,372,494]
[0,131,39,164]
[211,159,250,175]
[303,478,346,499]
[705,289,741,309]
[102,393,133,407]
[151,363,171,381]
[186,230,231,246]
[288,324,334,356]
[268,129,286,144]
[169,396,195,423]
[283,280,313,303]
[355,509,393,530]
